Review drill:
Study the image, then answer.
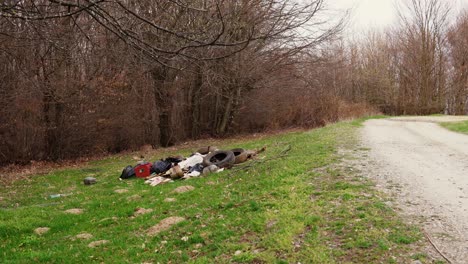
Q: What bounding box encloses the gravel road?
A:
[362,116,468,263]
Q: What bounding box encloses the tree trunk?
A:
[151,66,175,147]
[190,65,203,138]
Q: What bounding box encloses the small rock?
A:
[114,189,129,194]
[83,177,97,185]
[147,216,186,236]
[134,208,153,216]
[266,220,277,229]
[234,250,242,256]
[164,198,176,202]
[203,165,219,175]
[76,233,93,240]
[127,194,142,201]
[65,208,83,215]
[34,227,50,235]
[194,243,203,249]
[411,261,422,264]
[181,236,189,241]
[172,185,195,194]
[88,240,109,248]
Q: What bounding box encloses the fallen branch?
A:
[424,231,453,264]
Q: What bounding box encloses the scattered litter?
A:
[232,148,248,164]
[49,193,72,199]
[114,189,129,194]
[203,150,235,168]
[203,165,219,175]
[187,171,201,177]
[147,216,185,236]
[152,160,172,174]
[172,185,195,194]
[164,198,176,202]
[145,176,172,186]
[168,165,184,179]
[88,240,109,248]
[76,233,93,240]
[34,227,50,235]
[181,236,189,242]
[234,250,242,256]
[119,145,270,187]
[83,177,97,185]
[181,174,192,180]
[188,163,204,174]
[65,208,83,215]
[120,166,135,179]
[197,146,218,155]
[135,162,152,178]
[178,154,203,170]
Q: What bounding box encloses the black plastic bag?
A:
[120,165,136,179]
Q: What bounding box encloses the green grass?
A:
[0,118,432,263]
[440,120,468,135]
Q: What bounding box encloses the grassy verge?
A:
[0,118,432,263]
[440,120,468,134]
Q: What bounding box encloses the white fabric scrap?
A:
[178,154,204,170]
[188,171,201,177]
[145,176,172,186]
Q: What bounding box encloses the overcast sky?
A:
[329,0,468,33]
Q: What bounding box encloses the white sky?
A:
[329,0,468,33]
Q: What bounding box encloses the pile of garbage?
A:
[119,146,265,186]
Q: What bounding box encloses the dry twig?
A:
[424,231,453,264]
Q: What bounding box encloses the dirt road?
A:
[362,116,468,263]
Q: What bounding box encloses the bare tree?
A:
[396,0,450,114]
[447,11,468,114]
[0,0,349,163]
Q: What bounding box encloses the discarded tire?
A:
[231,148,248,164]
[202,150,235,168]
